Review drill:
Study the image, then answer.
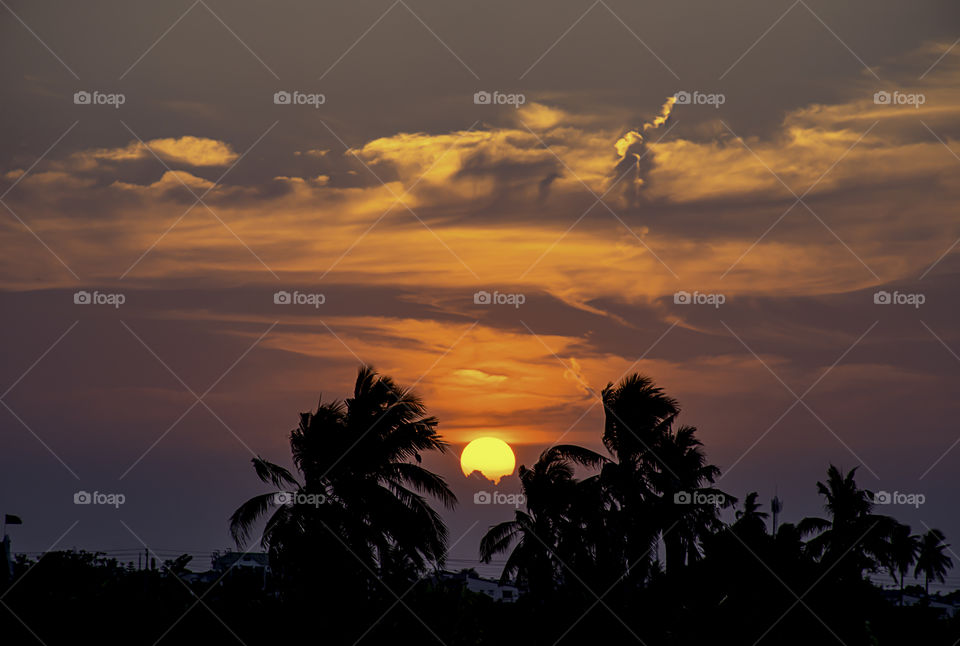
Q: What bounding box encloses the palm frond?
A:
[229,492,281,548]
[549,444,609,469]
[480,518,523,562]
[386,462,457,509]
[252,457,300,489]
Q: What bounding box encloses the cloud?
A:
[79,136,239,167]
[612,95,678,196]
[644,46,960,205]
[452,369,509,386]
[3,46,960,309]
[112,170,216,193]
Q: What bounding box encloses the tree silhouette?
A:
[481,373,730,596]
[798,465,897,584]
[650,421,732,573]
[597,375,678,581]
[883,523,918,605]
[479,444,606,596]
[230,366,457,591]
[915,528,952,596]
[733,492,770,540]
[600,373,678,460]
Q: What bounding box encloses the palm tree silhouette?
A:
[651,422,731,573]
[883,523,918,605]
[599,375,676,578]
[472,376,956,643]
[733,492,769,540]
[230,366,457,583]
[915,528,953,596]
[481,373,729,589]
[479,445,605,595]
[600,373,678,461]
[799,465,896,583]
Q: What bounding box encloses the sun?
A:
[460,437,516,483]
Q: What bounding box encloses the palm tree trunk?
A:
[664,532,683,575]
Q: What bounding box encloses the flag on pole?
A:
[4,515,22,525]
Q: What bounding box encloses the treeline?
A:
[474,373,956,644]
[2,367,957,645]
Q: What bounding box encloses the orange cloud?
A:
[3,46,960,306]
[80,136,239,167]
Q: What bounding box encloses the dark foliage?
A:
[2,370,955,645]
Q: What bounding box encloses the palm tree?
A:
[597,374,730,577]
[799,465,896,583]
[230,366,457,586]
[651,422,732,573]
[915,528,952,596]
[479,445,606,595]
[597,374,679,580]
[883,523,918,605]
[601,373,678,462]
[733,492,769,541]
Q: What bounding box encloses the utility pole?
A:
[2,534,11,584]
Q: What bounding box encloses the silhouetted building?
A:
[435,570,521,602]
[211,550,270,573]
[882,590,960,618]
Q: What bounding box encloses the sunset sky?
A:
[2,0,960,581]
